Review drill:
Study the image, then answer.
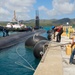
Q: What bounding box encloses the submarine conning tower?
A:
[35,10,39,29]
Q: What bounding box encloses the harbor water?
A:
[0,27,50,75]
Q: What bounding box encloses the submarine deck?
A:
[0,29,46,50]
[34,36,75,75]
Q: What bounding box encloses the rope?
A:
[16,46,35,71]
[15,62,35,71]
[50,42,71,47]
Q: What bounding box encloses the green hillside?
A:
[0,18,75,27]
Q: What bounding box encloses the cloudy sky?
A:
[0,0,75,21]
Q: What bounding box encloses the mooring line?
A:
[15,62,35,71]
[15,46,35,71]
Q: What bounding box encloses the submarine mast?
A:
[35,10,39,28]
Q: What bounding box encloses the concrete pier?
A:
[34,42,63,75]
[34,36,75,75]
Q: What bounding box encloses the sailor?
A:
[3,28,6,37]
[5,29,9,36]
[69,38,75,64]
[54,25,63,42]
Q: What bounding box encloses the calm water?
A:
[0,26,50,75]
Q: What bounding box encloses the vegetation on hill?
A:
[0,18,75,27]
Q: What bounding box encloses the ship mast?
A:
[12,10,18,22]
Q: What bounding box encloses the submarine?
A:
[0,29,46,50]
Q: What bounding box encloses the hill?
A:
[22,18,75,26]
[0,18,75,27]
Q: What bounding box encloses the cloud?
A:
[5,0,36,12]
[17,13,31,20]
[38,0,75,18]
[0,7,10,15]
[39,6,48,11]
[0,0,36,21]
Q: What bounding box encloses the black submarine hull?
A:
[0,29,46,50]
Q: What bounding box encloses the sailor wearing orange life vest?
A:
[55,25,63,42]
